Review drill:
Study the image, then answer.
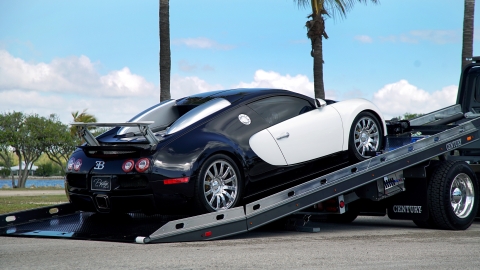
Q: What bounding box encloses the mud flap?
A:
[387,178,429,221]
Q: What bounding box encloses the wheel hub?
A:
[452,187,462,203]
[212,179,221,194]
[360,132,368,143]
[450,173,475,219]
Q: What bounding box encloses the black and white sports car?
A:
[66,88,386,214]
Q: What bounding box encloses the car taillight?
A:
[122,159,135,173]
[67,157,75,171]
[164,177,189,185]
[135,158,150,173]
[73,159,82,171]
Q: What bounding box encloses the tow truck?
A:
[2,60,480,244]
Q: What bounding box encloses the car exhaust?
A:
[95,194,110,209]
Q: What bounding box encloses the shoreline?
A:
[0,176,64,180]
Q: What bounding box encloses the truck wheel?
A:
[194,154,243,213]
[427,161,479,230]
[349,112,383,162]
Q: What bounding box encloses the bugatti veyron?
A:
[65,88,386,214]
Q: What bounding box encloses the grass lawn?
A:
[0,195,68,214]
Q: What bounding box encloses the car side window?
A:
[247,96,314,126]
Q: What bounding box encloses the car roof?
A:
[175,88,312,106]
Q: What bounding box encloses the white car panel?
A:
[266,106,343,165]
[329,99,387,151]
[249,129,288,166]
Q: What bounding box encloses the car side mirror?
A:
[315,98,327,108]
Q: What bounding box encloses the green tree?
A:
[44,114,79,175]
[295,0,379,99]
[462,0,475,70]
[0,113,52,187]
[160,0,171,101]
[0,112,25,187]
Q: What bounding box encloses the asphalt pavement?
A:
[1,216,480,269]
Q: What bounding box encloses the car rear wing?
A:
[71,121,158,148]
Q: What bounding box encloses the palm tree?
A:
[462,0,475,71]
[295,0,379,99]
[70,109,97,139]
[160,0,171,101]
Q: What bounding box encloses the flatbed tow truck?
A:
[3,61,480,244]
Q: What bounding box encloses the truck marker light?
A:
[122,160,135,173]
[202,231,212,237]
[164,177,190,185]
[135,158,150,173]
[467,136,473,141]
[73,159,82,171]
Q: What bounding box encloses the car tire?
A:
[427,161,479,230]
[194,154,243,213]
[348,111,383,162]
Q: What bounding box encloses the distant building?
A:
[10,162,38,176]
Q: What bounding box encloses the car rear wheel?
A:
[195,154,243,213]
[349,112,383,162]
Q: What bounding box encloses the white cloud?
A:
[0,50,156,97]
[379,30,460,44]
[372,80,457,120]
[354,35,373,43]
[170,75,223,99]
[0,50,158,123]
[172,37,234,50]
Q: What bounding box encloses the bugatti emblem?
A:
[94,161,105,170]
[238,114,251,125]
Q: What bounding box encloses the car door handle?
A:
[276,132,289,140]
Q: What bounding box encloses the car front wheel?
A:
[194,154,242,213]
[349,111,383,162]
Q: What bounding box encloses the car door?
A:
[248,96,343,165]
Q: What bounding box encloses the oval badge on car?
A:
[238,114,251,125]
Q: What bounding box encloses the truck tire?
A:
[412,218,436,229]
[427,161,479,230]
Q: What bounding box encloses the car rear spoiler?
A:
[71,121,158,148]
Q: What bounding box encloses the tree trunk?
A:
[312,35,325,99]
[11,173,15,188]
[18,166,29,188]
[308,13,326,100]
[462,0,475,71]
[159,0,171,102]
[15,149,22,188]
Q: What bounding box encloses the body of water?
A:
[0,179,65,188]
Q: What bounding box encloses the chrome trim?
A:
[118,99,178,135]
[166,98,231,135]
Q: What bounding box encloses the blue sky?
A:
[1,0,479,123]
